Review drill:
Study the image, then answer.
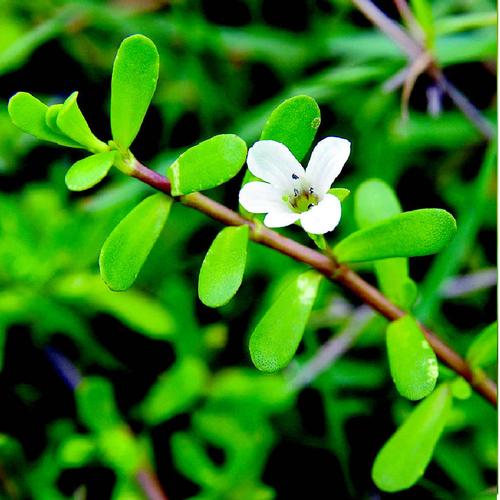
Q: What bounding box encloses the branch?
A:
[289,305,375,389]
[131,160,497,407]
[351,0,495,140]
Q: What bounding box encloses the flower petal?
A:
[299,193,341,234]
[264,210,300,228]
[305,137,350,195]
[247,140,305,194]
[239,181,287,214]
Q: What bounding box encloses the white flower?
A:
[239,137,350,234]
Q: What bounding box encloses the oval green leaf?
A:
[261,95,321,161]
[99,193,172,291]
[168,134,247,196]
[386,315,438,400]
[466,321,497,368]
[139,358,208,425]
[8,92,81,148]
[111,34,159,150]
[76,377,121,432]
[372,384,452,492]
[334,208,457,263]
[65,151,116,191]
[57,91,108,153]
[354,179,417,309]
[249,271,321,372]
[198,225,249,308]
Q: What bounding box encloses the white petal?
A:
[299,193,341,234]
[264,210,300,228]
[239,181,288,214]
[305,137,350,195]
[247,140,305,194]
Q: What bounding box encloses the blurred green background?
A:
[0,0,496,498]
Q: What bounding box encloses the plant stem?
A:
[351,0,495,140]
[131,160,497,407]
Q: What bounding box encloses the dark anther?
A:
[292,173,299,180]
[308,203,315,209]
[309,187,314,193]
[294,188,299,196]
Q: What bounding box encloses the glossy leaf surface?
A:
[386,315,438,400]
[100,194,172,291]
[110,34,159,150]
[8,92,81,147]
[372,384,452,492]
[57,92,108,153]
[65,151,116,191]
[168,134,247,195]
[260,95,320,161]
[249,271,321,372]
[198,225,249,307]
[334,209,457,263]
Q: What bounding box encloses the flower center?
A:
[286,186,320,213]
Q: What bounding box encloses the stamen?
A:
[308,203,315,209]
[309,187,314,194]
[292,173,299,180]
[294,188,299,196]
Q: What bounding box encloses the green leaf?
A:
[65,151,116,191]
[260,95,321,161]
[98,426,141,474]
[198,225,249,307]
[354,179,417,309]
[171,432,218,488]
[386,315,438,400]
[410,0,434,45]
[45,104,63,132]
[354,179,402,227]
[8,92,81,148]
[111,34,159,150]
[328,187,350,202]
[75,377,121,432]
[51,274,174,340]
[139,358,208,425]
[59,436,96,467]
[249,271,321,372]
[56,91,108,153]
[466,322,497,368]
[334,209,457,263]
[100,194,172,291]
[168,134,247,195]
[372,384,452,492]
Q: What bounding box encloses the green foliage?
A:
[0,2,496,498]
[110,34,159,151]
[100,193,172,291]
[249,271,321,372]
[75,377,121,432]
[65,151,116,191]
[198,225,249,307]
[8,92,81,148]
[334,209,457,263]
[167,134,247,195]
[372,384,452,492]
[354,179,417,308]
[260,94,320,161]
[386,315,438,400]
[139,357,208,425]
[56,92,108,153]
[466,322,497,369]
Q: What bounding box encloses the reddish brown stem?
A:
[132,161,497,406]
